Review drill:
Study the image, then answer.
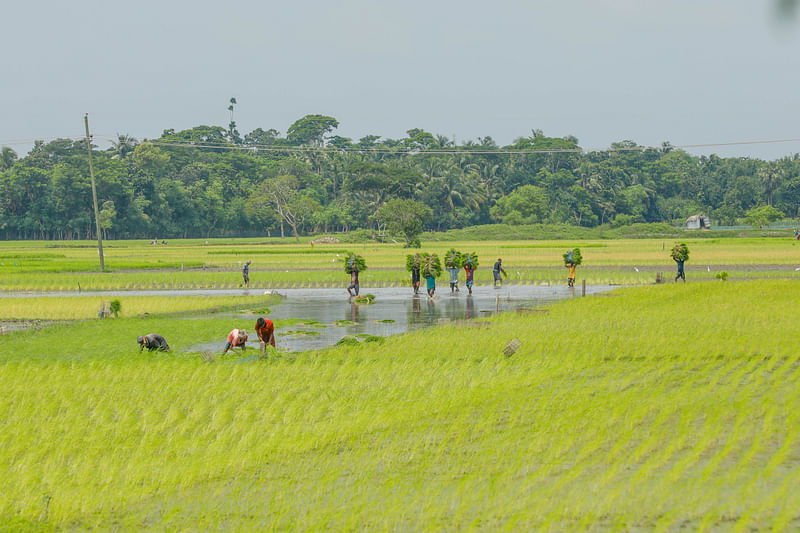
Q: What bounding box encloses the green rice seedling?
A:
[343,252,367,273]
[671,242,690,261]
[462,251,479,268]
[282,330,321,336]
[109,299,121,318]
[562,247,582,266]
[444,248,464,269]
[420,253,442,278]
[405,253,421,272]
[3,242,800,528]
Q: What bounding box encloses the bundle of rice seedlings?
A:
[405,253,422,272]
[343,252,368,273]
[462,252,479,269]
[563,247,583,266]
[421,253,442,278]
[355,293,376,304]
[671,243,689,262]
[444,248,464,269]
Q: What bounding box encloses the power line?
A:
[144,137,800,155]
[3,135,800,155]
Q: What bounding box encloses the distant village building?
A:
[686,214,711,230]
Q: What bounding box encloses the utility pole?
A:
[84,113,105,271]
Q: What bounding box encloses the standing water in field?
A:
[199,284,612,352]
[0,285,613,352]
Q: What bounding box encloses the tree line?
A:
[1,114,799,242]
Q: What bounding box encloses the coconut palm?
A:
[757,162,785,206]
[1,146,18,170]
[110,135,138,160]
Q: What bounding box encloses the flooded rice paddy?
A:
[1,284,614,352]
[192,285,614,352]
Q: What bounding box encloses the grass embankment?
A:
[0,295,276,321]
[1,237,799,290]
[1,281,798,529]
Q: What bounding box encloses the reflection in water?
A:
[426,298,439,322]
[174,285,613,353]
[348,302,361,324]
[465,296,475,320]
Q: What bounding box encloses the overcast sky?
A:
[2,0,799,159]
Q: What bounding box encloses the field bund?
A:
[1,280,798,530]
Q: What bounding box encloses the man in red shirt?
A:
[255,317,275,347]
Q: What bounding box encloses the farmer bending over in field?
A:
[222,329,248,354]
[347,267,360,297]
[493,258,506,288]
[138,333,170,352]
[255,317,275,348]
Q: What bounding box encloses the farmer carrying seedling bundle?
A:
[406,253,422,294]
[137,333,170,352]
[445,249,463,293]
[671,243,689,282]
[344,252,367,297]
[421,253,442,298]
[563,248,582,287]
[463,252,479,295]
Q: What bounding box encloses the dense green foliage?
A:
[3,118,800,240]
[0,281,798,529]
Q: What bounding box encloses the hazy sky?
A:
[2,0,799,159]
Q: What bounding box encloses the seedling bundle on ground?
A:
[671,243,690,262]
[343,252,367,273]
[563,247,582,266]
[354,293,376,304]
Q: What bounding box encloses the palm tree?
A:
[110,135,138,159]
[0,146,18,170]
[757,162,784,206]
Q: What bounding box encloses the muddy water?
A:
[188,285,613,352]
[0,285,615,352]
